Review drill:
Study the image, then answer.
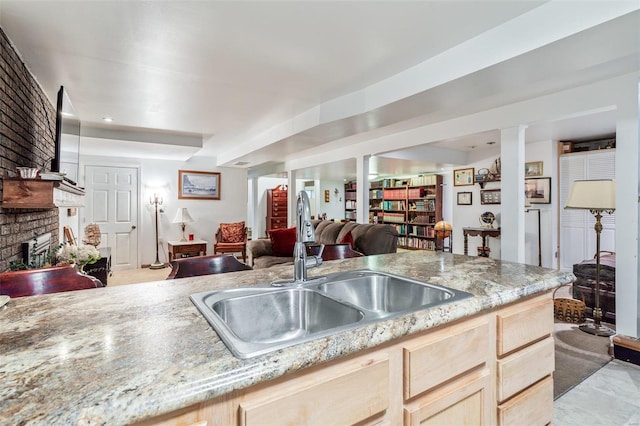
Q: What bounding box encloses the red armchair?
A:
[214,221,248,263]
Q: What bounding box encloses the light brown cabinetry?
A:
[239,356,389,425]
[138,292,554,426]
[496,294,554,426]
[266,185,288,232]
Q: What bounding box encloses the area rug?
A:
[553,322,612,399]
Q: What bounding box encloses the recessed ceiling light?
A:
[487,141,496,145]
[102,117,113,123]
[234,161,250,166]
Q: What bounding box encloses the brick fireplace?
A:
[0,27,59,271]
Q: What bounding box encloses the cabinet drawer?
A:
[497,337,554,402]
[498,375,553,426]
[404,318,488,399]
[239,358,389,425]
[268,218,287,226]
[497,296,552,356]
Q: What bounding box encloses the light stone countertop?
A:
[0,251,574,425]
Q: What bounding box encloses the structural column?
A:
[356,155,370,224]
[500,125,527,263]
[248,177,259,240]
[287,170,297,228]
[615,77,639,338]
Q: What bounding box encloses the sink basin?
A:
[190,270,473,358]
[211,288,363,344]
[190,287,364,358]
[315,270,457,316]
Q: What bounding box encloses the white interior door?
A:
[85,165,139,270]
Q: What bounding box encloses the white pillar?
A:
[356,155,370,224]
[500,125,527,263]
[287,170,297,228]
[615,76,639,338]
[248,177,259,240]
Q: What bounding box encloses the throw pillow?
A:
[339,230,354,248]
[221,221,245,243]
[268,227,297,256]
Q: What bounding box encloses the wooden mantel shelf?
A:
[1,178,85,209]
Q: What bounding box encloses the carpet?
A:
[553,322,612,399]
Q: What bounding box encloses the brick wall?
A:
[0,27,59,271]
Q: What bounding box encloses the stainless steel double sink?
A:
[190,269,473,358]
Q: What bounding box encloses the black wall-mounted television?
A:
[51,86,81,185]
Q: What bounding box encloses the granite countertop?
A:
[0,251,574,425]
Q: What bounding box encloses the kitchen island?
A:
[0,251,574,425]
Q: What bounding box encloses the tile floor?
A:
[553,359,640,425]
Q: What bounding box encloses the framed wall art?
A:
[525,177,551,204]
[178,170,221,200]
[525,161,543,177]
[454,168,475,186]
[480,189,501,205]
[457,192,472,205]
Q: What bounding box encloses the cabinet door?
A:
[404,370,491,426]
[239,357,389,426]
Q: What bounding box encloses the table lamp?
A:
[173,208,194,241]
[565,179,615,336]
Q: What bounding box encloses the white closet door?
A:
[559,150,615,271]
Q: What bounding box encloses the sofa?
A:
[247,220,399,269]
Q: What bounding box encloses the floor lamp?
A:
[150,193,166,270]
[565,179,615,337]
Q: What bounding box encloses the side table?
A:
[462,227,501,256]
[85,247,111,286]
[168,240,207,261]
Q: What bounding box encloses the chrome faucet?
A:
[293,191,323,282]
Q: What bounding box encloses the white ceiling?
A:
[0,1,637,180]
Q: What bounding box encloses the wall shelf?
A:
[1,178,85,209]
[475,176,501,189]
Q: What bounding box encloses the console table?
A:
[85,247,111,286]
[168,240,207,261]
[463,227,501,256]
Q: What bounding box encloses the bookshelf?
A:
[344,181,357,221]
[370,174,443,250]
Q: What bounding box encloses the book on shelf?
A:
[345,191,357,200]
[407,225,435,238]
[399,237,436,250]
[382,200,405,211]
[370,189,383,199]
[345,200,357,209]
[382,188,406,200]
[381,212,405,223]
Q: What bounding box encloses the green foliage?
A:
[8,238,63,271]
